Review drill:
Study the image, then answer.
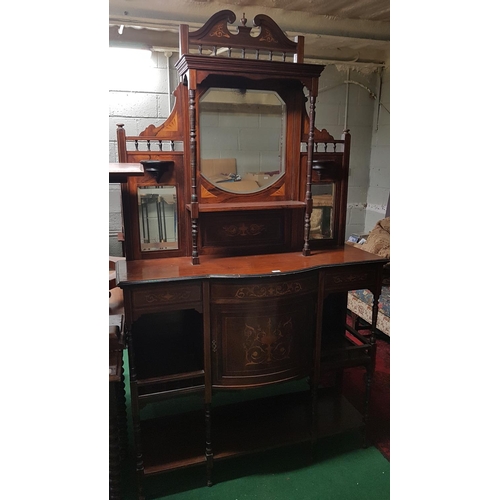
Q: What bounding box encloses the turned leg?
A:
[109,383,122,500]
[370,289,381,345]
[127,336,145,500]
[188,88,200,265]
[205,403,213,487]
[360,285,381,446]
[132,416,145,500]
[117,365,128,462]
[362,367,373,448]
[310,380,318,462]
[362,336,377,448]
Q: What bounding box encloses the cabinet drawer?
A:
[210,274,317,303]
[130,282,202,313]
[323,266,377,293]
[199,211,286,254]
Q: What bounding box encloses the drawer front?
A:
[210,274,318,303]
[323,266,377,293]
[129,282,202,315]
[200,211,286,252]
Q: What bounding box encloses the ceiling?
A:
[109,0,390,68]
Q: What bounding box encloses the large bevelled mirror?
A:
[199,88,286,194]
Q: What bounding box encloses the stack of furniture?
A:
[114,11,388,499]
[109,163,144,498]
[109,315,127,500]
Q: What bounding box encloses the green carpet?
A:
[118,352,390,500]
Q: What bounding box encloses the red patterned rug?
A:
[342,335,390,460]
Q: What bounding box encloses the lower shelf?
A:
[140,388,364,476]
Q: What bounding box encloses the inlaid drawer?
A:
[322,266,377,293]
[210,273,318,303]
[199,211,286,253]
[130,282,202,314]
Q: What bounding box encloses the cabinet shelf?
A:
[140,390,363,476]
[321,333,373,369]
[137,371,205,402]
[187,201,305,213]
[108,162,144,183]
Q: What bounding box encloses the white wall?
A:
[365,65,390,231]
[108,47,389,253]
[314,64,382,237]
[109,49,178,255]
[109,48,179,161]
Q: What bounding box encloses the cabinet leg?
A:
[127,334,145,499]
[109,386,122,500]
[132,417,146,499]
[117,369,128,462]
[205,403,213,487]
[362,368,373,448]
[362,338,377,447]
[310,381,318,463]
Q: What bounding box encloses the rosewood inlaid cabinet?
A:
[115,10,388,499]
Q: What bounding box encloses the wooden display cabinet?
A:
[115,10,387,499]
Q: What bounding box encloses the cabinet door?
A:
[210,279,317,388]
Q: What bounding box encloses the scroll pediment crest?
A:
[210,22,231,39]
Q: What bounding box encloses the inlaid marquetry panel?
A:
[211,294,316,388]
[243,317,293,366]
[200,211,285,252]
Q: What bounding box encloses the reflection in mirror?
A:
[199,88,286,194]
[310,184,334,239]
[137,185,178,251]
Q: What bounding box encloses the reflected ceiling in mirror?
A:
[199,88,286,194]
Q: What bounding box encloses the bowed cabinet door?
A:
[209,275,318,388]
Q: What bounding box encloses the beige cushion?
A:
[109,287,124,316]
[350,217,390,259]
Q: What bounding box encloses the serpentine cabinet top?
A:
[116,246,388,286]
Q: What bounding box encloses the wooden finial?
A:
[240,13,247,26]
